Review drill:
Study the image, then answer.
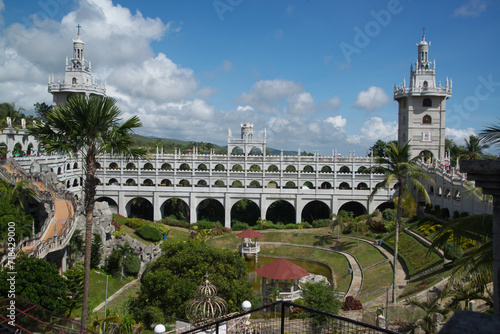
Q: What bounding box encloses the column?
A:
[153,191,161,221]
[189,193,197,225]
[224,193,231,228]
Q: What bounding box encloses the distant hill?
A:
[131,134,301,156]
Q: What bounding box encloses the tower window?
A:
[423,115,432,124]
[72,77,77,84]
[423,98,432,107]
[423,81,428,88]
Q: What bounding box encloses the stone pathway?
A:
[259,242,363,298]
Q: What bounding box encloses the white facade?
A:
[48,26,105,106]
[394,32,452,161]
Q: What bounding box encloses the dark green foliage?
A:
[441,208,450,220]
[0,197,33,245]
[125,218,146,230]
[232,221,250,231]
[135,225,163,241]
[311,219,331,228]
[91,234,103,269]
[61,263,84,316]
[34,102,52,120]
[124,254,141,276]
[285,223,298,229]
[195,220,222,230]
[129,240,258,326]
[299,222,312,228]
[453,211,460,219]
[0,255,67,314]
[104,249,122,275]
[301,281,342,328]
[442,242,464,261]
[161,215,191,228]
[382,208,396,221]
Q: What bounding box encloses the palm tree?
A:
[448,282,488,311]
[0,102,24,128]
[29,94,146,327]
[329,210,349,241]
[480,121,500,148]
[0,179,35,210]
[369,142,434,303]
[116,242,134,281]
[405,290,451,334]
[459,135,489,160]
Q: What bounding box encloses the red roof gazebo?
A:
[236,229,263,261]
[256,258,309,302]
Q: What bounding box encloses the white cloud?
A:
[325,115,346,129]
[197,87,218,98]
[0,0,4,26]
[321,96,342,110]
[286,92,315,115]
[446,127,476,144]
[347,117,397,146]
[352,86,390,111]
[237,105,254,112]
[454,0,487,17]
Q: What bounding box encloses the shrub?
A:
[111,219,122,231]
[442,242,464,261]
[146,222,170,236]
[311,219,331,228]
[195,220,222,230]
[125,218,146,230]
[453,211,460,219]
[342,296,363,311]
[459,212,469,218]
[382,208,396,221]
[424,204,432,214]
[285,223,298,229]
[124,254,141,276]
[274,222,286,229]
[299,222,312,229]
[232,222,250,231]
[135,225,163,242]
[104,249,122,275]
[111,228,126,238]
[441,208,450,220]
[91,234,103,269]
[161,215,191,228]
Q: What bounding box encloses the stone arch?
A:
[356,182,369,190]
[214,164,225,171]
[445,188,451,198]
[284,181,296,189]
[143,162,154,170]
[73,178,79,187]
[95,162,101,169]
[143,179,154,186]
[375,201,394,212]
[338,201,367,217]
[303,165,314,173]
[437,187,442,197]
[454,190,461,201]
[197,180,208,187]
[429,186,434,195]
[214,180,225,187]
[27,142,34,155]
[302,200,330,223]
[249,164,261,171]
[126,197,153,221]
[162,198,190,221]
[57,167,62,175]
[126,162,136,169]
[232,164,243,171]
[267,181,278,189]
[125,178,136,186]
[179,163,191,171]
[231,180,243,188]
[231,146,244,155]
[96,197,118,212]
[339,165,350,173]
[231,199,260,226]
[339,182,351,190]
[13,142,22,155]
[197,163,208,171]
[108,178,119,185]
[267,164,279,172]
[419,150,433,163]
[67,163,71,170]
[197,198,224,223]
[422,115,432,124]
[320,165,332,173]
[302,181,314,189]
[266,200,295,225]
[249,147,263,156]
[285,165,297,172]
[249,180,261,188]
[179,179,190,187]
[73,162,78,169]
[109,162,119,169]
[320,182,332,189]
[357,166,369,174]
[161,163,172,170]
[160,179,172,187]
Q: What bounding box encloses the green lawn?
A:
[358,262,393,302]
[88,270,135,310]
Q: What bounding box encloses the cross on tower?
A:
[76,24,81,36]
[422,26,426,39]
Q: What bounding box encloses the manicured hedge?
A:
[135,225,163,241]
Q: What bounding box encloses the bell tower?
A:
[394,29,452,161]
[48,25,106,106]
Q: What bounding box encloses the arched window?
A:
[423,81,428,88]
[423,98,432,107]
[422,115,432,124]
[72,77,77,84]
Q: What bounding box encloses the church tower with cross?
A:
[48,25,106,106]
[394,29,452,161]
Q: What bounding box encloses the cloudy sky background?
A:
[0,0,499,155]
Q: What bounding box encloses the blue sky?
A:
[0,0,499,155]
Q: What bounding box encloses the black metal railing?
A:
[180,301,400,334]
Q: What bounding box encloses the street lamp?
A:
[154,324,166,333]
[95,271,109,334]
[242,301,251,312]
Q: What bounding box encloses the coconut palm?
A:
[369,142,434,303]
[0,179,35,210]
[405,289,451,334]
[29,94,146,327]
[480,121,500,148]
[459,135,489,160]
[448,282,489,311]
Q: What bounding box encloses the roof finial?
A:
[76,24,82,38]
[422,26,426,41]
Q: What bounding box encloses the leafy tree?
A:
[91,234,103,269]
[370,139,388,157]
[301,281,342,332]
[124,253,141,277]
[448,282,488,311]
[0,197,33,250]
[0,179,35,210]
[34,102,52,120]
[29,94,146,326]
[0,255,67,314]
[459,135,489,160]
[369,142,434,303]
[445,138,467,167]
[0,102,24,128]
[61,263,84,317]
[67,229,84,269]
[329,210,349,241]
[129,240,257,327]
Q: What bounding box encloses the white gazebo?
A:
[236,229,263,261]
